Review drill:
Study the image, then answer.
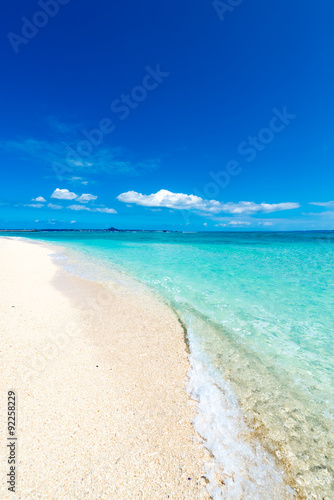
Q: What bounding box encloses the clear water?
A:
[4,231,334,498]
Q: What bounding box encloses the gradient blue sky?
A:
[1,0,334,230]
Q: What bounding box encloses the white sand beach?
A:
[0,238,210,499]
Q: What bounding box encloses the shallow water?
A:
[5,231,334,498]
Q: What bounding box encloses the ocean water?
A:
[6,231,334,498]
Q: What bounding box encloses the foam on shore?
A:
[187,325,295,499]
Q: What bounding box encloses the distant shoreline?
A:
[0,228,178,233]
[0,228,333,233]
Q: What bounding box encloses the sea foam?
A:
[187,325,295,499]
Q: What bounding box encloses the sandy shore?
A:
[0,238,210,499]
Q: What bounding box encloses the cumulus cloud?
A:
[117,190,207,210]
[77,193,98,203]
[309,201,334,208]
[51,188,77,200]
[32,196,46,202]
[51,188,98,203]
[117,189,300,215]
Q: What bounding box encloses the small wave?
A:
[187,325,295,499]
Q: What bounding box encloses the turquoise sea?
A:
[5,231,334,498]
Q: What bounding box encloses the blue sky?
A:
[1,0,334,230]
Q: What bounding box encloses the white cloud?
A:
[69,176,89,185]
[32,196,46,202]
[95,207,117,214]
[68,204,89,211]
[117,189,207,210]
[25,203,43,208]
[69,160,93,167]
[76,193,98,203]
[68,204,116,214]
[47,203,62,210]
[215,220,251,227]
[51,188,97,204]
[221,202,299,214]
[70,221,76,224]
[215,220,252,227]
[228,221,251,226]
[117,189,300,215]
[309,201,334,208]
[51,188,77,200]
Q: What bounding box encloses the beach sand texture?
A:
[0,238,210,499]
